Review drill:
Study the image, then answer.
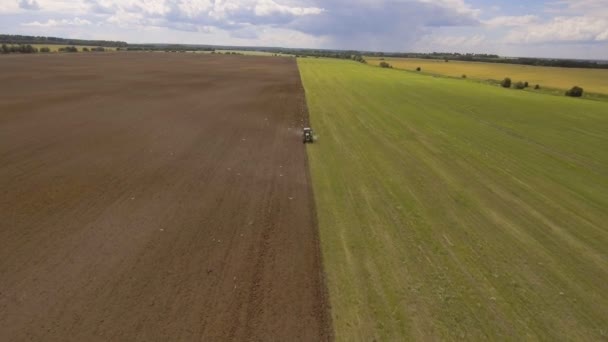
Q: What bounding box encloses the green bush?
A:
[565,86,583,97]
[514,81,526,89]
[534,84,540,89]
[379,61,392,68]
[416,67,421,71]
[501,77,512,88]
[352,54,366,64]
[524,81,529,88]
[40,47,51,53]
[462,74,467,78]
[59,46,78,53]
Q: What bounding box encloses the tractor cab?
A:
[303,127,314,143]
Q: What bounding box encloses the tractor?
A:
[303,127,315,143]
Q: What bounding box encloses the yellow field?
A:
[32,44,117,52]
[367,57,608,94]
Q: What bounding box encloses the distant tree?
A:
[40,47,51,53]
[59,46,78,53]
[534,84,540,89]
[445,59,449,62]
[416,67,421,71]
[462,74,467,78]
[19,44,36,53]
[4,44,38,53]
[524,81,529,88]
[565,86,583,97]
[82,47,90,52]
[352,54,366,64]
[379,61,392,68]
[514,81,526,89]
[501,77,512,88]
[91,47,105,52]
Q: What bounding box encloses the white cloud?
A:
[204,1,242,20]
[22,17,92,27]
[506,16,608,44]
[4,0,606,58]
[414,33,487,52]
[18,0,40,10]
[85,0,325,26]
[419,0,480,17]
[1,0,487,53]
[176,0,213,18]
[254,0,323,17]
[484,0,608,57]
[550,0,608,16]
[483,15,539,27]
[132,0,170,16]
[106,10,144,26]
[32,0,89,13]
[0,1,20,13]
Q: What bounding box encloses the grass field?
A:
[31,44,117,52]
[367,57,608,95]
[299,58,608,340]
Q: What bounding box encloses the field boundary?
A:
[297,63,335,341]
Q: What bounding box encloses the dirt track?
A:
[0,53,330,341]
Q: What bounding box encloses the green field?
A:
[299,58,608,340]
[367,57,608,95]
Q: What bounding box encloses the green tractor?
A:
[303,127,315,144]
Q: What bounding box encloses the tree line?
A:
[1,44,38,54]
[284,49,368,64]
[3,34,605,70]
[366,51,608,69]
[1,44,111,54]
[126,44,215,52]
[0,34,127,47]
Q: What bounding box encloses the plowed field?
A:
[0,53,330,341]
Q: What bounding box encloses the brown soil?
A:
[0,53,331,341]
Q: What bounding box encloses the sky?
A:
[0,0,607,59]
